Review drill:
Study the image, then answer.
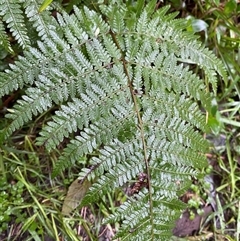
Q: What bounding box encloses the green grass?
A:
[0,133,121,240]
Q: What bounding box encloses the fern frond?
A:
[178,41,227,92]
[0,47,48,98]
[106,189,186,241]
[81,139,144,205]
[51,109,136,177]
[1,2,226,240]
[37,67,131,149]
[0,0,30,49]
[4,86,53,136]
[23,0,57,40]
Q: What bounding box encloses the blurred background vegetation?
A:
[0,0,239,240]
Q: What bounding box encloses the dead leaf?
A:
[173,206,213,237]
[62,178,92,216]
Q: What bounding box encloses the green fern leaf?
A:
[23,0,57,40]
[0,20,14,53]
[0,0,31,48]
[1,2,226,240]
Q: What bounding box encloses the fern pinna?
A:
[0,1,225,240]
